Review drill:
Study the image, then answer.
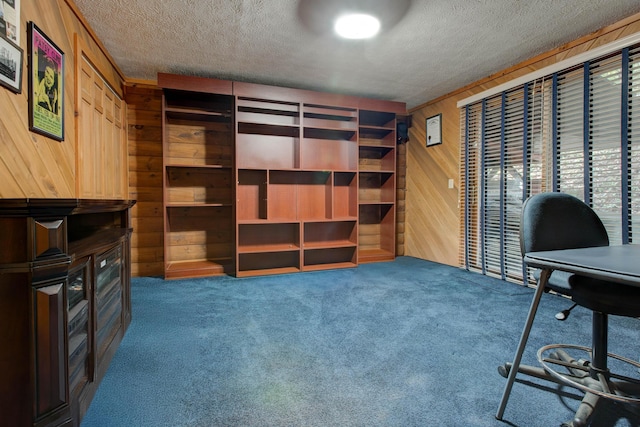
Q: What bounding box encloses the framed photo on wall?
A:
[28,22,64,141]
[426,113,442,147]
[0,0,21,44]
[0,34,22,93]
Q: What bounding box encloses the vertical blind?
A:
[460,44,640,284]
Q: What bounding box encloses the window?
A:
[460,45,640,285]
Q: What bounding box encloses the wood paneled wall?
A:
[0,0,123,198]
[125,85,164,277]
[405,12,640,267]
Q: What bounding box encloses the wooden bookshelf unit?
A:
[358,110,398,263]
[159,73,405,278]
[160,75,235,279]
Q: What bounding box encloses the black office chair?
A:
[496,192,640,427]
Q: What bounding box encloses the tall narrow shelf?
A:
[160,75,235,279]
[358,110,398,263]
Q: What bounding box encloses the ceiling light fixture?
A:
[297,0,412,39]
[334,13,381,39]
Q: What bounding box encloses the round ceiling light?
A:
[297,0,411,39]
[334,13,381,39]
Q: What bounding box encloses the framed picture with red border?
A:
[28,22,64,141]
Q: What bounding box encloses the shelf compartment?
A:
[237,97,300,127]
[165,206,234,275]
[165,259,233,279]
[359,110,396,128]
[358,146,395,172]
[237,110,299,127]
[303,247,357,270]
[358,204,395,263]
[166,167,232,205]
[359,172,395,203]
[267,171,299,220]
[300,138,357,171]
[163,99,234,167]
[303,104,357,127]
[296,171,332,220]
[165,90,233,117]
[238,222,300,253]
[237,169,267,221]
[237,251,300,276]
[236,134,300,170]
[165,115,233,167]
[359,127,395,146]
[333,172,358,218]
[303,127,357,141]
[303,220,357,249]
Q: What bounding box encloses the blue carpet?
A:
[81,256,639,426]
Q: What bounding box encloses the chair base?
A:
[499,344,640,427]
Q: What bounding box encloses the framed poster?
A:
[0,34,22,93]
[426,113,442,147]
[0,0,20,44]
[28,22,64,141]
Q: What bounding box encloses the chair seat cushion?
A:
[568,275,640,317]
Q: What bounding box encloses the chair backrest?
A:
[520,192,609,256]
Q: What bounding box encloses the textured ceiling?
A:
[74,0,640,109]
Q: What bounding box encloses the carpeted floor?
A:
[81,256,640,426]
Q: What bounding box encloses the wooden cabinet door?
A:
[33,281,68,419]
[76,54,127,199]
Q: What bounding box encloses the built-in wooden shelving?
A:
[159,73,405,278]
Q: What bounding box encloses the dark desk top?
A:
[524,244,640,287]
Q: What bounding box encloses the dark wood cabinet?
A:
[0,199,134,427]
[159,73,405,279]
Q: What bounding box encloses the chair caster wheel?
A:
[560,417,588,427]
[498,363,511,378]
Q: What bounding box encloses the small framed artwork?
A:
[28,22,64,141]
[0,34,22,93]
[426,113,442,147]
[1,0,21,44]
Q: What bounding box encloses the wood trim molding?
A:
[63,0,126,82]
[74,34,123,98]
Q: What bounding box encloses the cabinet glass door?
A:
[95,244,123,360]
[68,258,91,396]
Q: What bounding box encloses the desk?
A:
[524,244,640,287]
[497,243,640,420]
